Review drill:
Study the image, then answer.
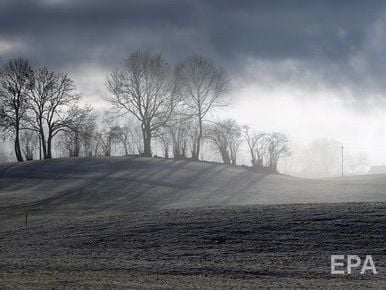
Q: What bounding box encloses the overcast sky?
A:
[2,0,386,165]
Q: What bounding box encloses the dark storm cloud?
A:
[0,0,199,68]
[0,0,386,95]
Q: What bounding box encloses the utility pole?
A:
[341,145,344,177]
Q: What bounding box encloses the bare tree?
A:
[94,131,113,157]
[207,119,242,165]
[255,135,269,168]
[94,117,122,157]
[26,67,54,159]
[109,123,136,156]
[266,132,290,172]
[297,138,341,177]
[59,108,96,157]
[101,132,114,157]
[20,130,38,160]
[170,118,191,160]
[155,126,171,158]
[61,130,80,157]
[0,58,33,161]
[27,67,85,159]
[176,55,229,161]
[79,113,98,157]
[242,126,267,167]
[345,152,369,176]
[93,132,103,157]
[107,51,177,157]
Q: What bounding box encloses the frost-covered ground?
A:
[1,203,385,288]
[0,157,385,288]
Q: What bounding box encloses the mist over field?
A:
[1,0,386,288]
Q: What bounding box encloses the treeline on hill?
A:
[0,51,289,173]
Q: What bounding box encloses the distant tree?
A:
[95,131,113,157]
[132,126,144,155]
[109,123,135,156]
[59,108,96,157]
[242,126,267,167]
[107,51,177,157]
[298,138,341,177]
[93,117,122,157]
[93,132,103,157]
[20,130,38,160]
[255,134,269,168]
[0,149,7,162]
[207,119,242,165]
[61,130,79,158]
[155,126,171,158]
[105,123,142,155]
[345,152,369,175]
[0,58,33,161]
[79,113,98,157]
[0,135,8,162]
[170,118,192,160]
[176,55,229,161]
[266,132,290,172]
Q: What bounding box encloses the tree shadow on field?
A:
[0,157,271,217]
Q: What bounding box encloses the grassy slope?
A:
[0,156,386,214]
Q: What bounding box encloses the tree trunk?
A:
[46,134,53,159]
[142,127,152,157]
[192,115,202,161]
[123,142,129,156]
[14,130,23,162]
[39,124,47,159]
[249,147,256,166]
[73,133,80,157]
[39,134,42,160]
[220,150,231,165]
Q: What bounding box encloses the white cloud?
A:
[0,38,21,54]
